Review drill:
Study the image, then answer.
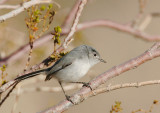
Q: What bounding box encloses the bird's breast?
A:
[54,60,91,82]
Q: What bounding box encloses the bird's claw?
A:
[82,82,92,90]
[65,95,74,104]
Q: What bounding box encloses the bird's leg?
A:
[71,82,92,90]
[58,81,74,104]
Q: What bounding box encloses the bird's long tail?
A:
[15,69,48,81]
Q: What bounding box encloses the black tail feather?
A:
[15,69,47,81]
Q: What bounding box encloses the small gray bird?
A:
[15,45,106,102]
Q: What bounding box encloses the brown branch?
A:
[56,0,87,51]
[138,12,160,31]
[77,20,160,41]
[0,82,18,107]
[0,0,58,23]
[0,80,15,93]
[39,42,160,113]
[130,0,147,27]
[93,80,160,96]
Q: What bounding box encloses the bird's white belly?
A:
[54,60,90,82]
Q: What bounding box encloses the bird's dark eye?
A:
[94,53,97,56]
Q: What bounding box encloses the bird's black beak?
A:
[99,58,106,63]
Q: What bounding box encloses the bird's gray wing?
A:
[45,52,76,81]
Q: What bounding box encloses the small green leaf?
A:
[57,26,62,33]
[34,10,40,15]
[40,6,46,11]
[54,26,62,33]
[48,4,53,9]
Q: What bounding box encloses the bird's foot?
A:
[70,82,93,90]
[65,95,74,104]
[82,82,92,90]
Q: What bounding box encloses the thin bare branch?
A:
[55,0,87,52]
[93,80,160,96]
[0,1,60,10]
[130,0,147,28]
[0,0,55,23]
[0,80,15,93]
[77,20,160,41]
[0,82,18,107]
[139,12,160,31]
[0,5,19,9]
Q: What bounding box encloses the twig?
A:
[138,12,160,31]
[55,0,88,52]
[39,42,160,113]
[0,5,19,9]
[0,0,54,23]
[93,80,160,95]
[130,0,147,28]
[0,80,15,93]
[77,20,160,41]
[0,1,60,10]
[0,82,18,107]
[139,0,147,14]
